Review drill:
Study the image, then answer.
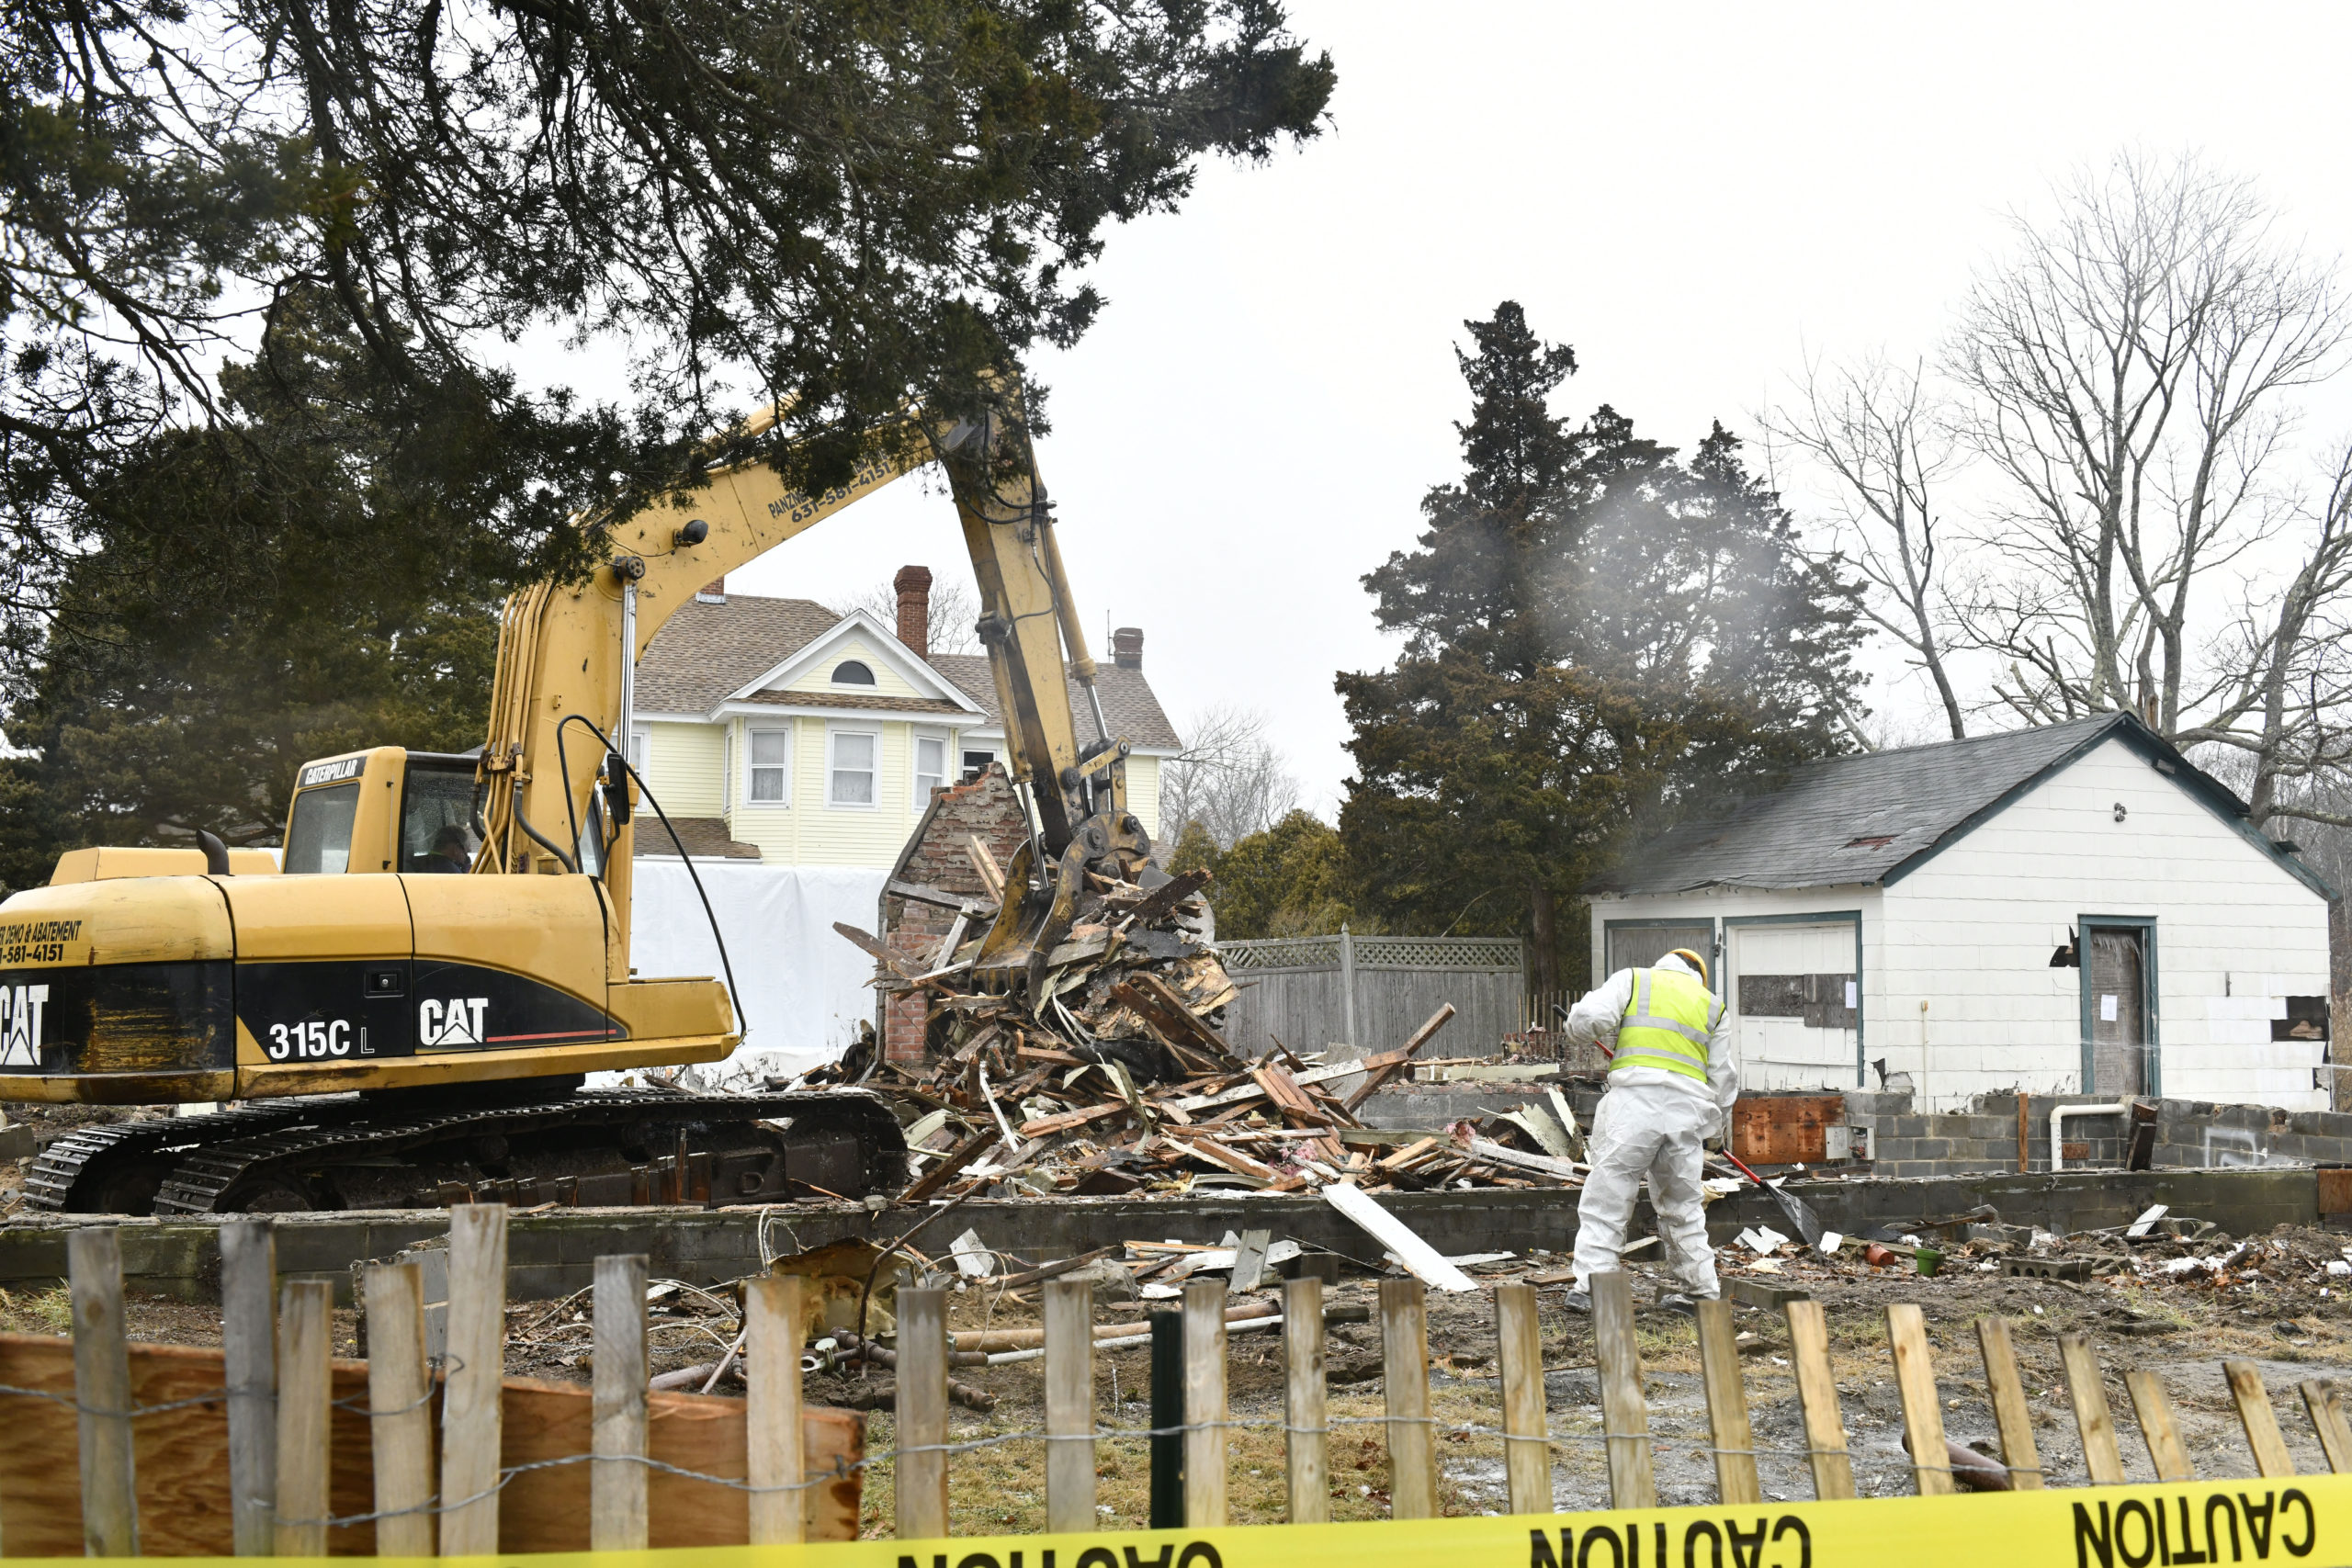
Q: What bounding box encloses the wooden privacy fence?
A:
[14,1208,2352,1554]
[1218,931,1525,1057]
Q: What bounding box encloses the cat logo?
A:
[0,984,50,1067]
[419,997,490,1048]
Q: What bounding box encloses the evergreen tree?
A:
[0,293,525,890]
[1173,810,1357,940]
[1338,304,1862,994]
[2,0,1336,886]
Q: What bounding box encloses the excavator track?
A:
[29,1089,906,1215]
[22,1102,342,1213]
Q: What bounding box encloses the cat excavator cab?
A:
[2,398,1155,1213]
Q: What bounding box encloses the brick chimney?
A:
[893,564,933,659]
[696,577,727,604]
[1112,626,1144,670]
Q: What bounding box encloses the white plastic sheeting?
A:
[628,860,888,1078]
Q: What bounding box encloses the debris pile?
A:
[819,864,1592,1201]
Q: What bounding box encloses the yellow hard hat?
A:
[1667,947,1709,985]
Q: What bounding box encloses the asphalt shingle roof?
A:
[635,593,837,714]
[632,817,761,859]
[635,592,1182,749]
[1586,713,2143,896]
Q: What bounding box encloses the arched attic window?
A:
[831,660,876,685]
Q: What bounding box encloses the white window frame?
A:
[742,721,793,808]
[628,726,650,777]
[827,725,881,810]
[911,729,950,808]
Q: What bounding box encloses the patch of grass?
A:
[2104,1280,2201,1333]
[0,1286,71,1335]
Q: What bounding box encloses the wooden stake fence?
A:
[10,1213,2352,1556]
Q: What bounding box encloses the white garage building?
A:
[1582,714,2335,1111]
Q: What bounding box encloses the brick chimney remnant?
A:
[697,577,727,604]
[1112,626,1144,670]
[894,564,933,659]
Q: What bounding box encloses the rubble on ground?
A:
[1708,1198,2352,1319]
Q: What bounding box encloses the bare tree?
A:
[2189,443,2352,828]
[1768,353,1969,739]
[1949,152,2351,736]
[840,575,981,657]
[1157,705,1298,851]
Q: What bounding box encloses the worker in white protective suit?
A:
[1554,946,1736,1313]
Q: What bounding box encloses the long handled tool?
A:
[1718,1148,1826,1248]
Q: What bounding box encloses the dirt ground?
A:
[6,1222,2349,1538]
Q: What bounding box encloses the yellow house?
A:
[628,570,1180,866]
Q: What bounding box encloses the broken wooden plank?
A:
[967,837,1006,902]
[1341,1004,1457,1111]
[900,1127,998,1201]
[1107,868,1211,925]
[1112,972,1238,1059]
[992,1247,1119,1292]
[1321,1183,1476,1292]
[1458,1136,1578,1182]
[888,878,993,915]
[1163,1130,1278,1183]
[1016,1100,1131,1139]
[831,921,922,982]
[1164,1047,1411,1113]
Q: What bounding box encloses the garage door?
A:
[1730,922,1857,1089]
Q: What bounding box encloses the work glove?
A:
[1702,1135,1724,1154]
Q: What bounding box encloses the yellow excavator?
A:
[1,400,1158,1213]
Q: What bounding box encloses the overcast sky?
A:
[727,2,2352,820]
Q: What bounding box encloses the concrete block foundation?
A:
[0,1165,2320,1302]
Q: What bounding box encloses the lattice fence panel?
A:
[1217,937,1342,972]
[1212,932,1528,1057]
[1353,937,1522,970]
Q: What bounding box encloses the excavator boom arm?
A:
[475,401,1133,978]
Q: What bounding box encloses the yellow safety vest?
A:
[1612,965,1719,1084]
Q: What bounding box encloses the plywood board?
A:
[0,1331,862,1554]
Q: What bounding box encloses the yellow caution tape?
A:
[232,1474,2347,1568]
